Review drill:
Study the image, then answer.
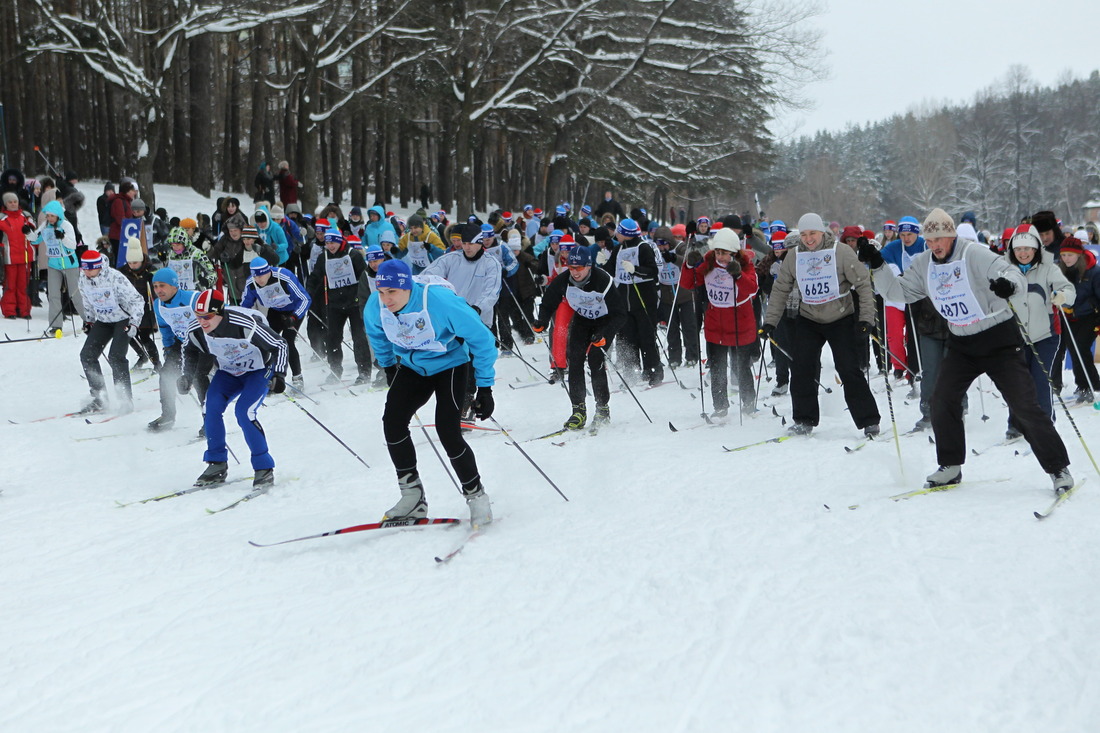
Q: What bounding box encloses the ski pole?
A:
[413,411,460,491]
[283,391,371,470]
[868,333,919,381]
[33,145,62,179]
[763,334,833,394]
[487,416,568,501]
[598,345,653,424]
[2,331,62,344]
[1059,309,1098,397]
[496,337,552,382]
[283,376,319,405]
[906,306,924,377]
[698,351,711,424]
[189,390,239,465]
[873,312,904,481]
[1009,301,1100,480]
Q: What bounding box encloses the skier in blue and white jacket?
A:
[148,267,210,432]
[240,257,311,388]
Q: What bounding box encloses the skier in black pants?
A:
[532,247,626,430]
[859,207,1073,493]
[363,259,497,529]
[598,217,663,386]
[307,229,371,385]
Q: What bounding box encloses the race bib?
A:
[704,268,735,308]
[565,282,610,319]
[206,335,264,376]
[615,246,641,285]
[84,280,121,319]
[169,258,195,291]
[408,241,429,268]
[161,304,196,341]
[43,228,63,259]
[325,254,356,289]
[926,257,990,327]
[658,261,679,286]
[257,281,293,310]
[795,250,840,304]
[380,286,446,352]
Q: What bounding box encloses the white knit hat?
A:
[709,228,742,253]
[922,208,956,239]
[796,213,825,233]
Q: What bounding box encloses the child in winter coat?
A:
[120,238,161,370]
[32,199,84,334]
[681,228,759,417]
[161,227,216,292]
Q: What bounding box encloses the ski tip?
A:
[823,504,830,511]
[1033,511,1044,520]
[848,504,860,510]
[668,421,678,432]
[433,556,445,563]
[248,540,265,547]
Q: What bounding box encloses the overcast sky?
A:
[771,0,1097,139]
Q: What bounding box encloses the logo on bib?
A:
[823,254,832,265]
[415,317,426,331]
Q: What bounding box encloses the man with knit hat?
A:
[76,250,146,415]
[878,215,927,382]
[761,212,880,437]
[363,258,497,529]
[149,266,208,432]
[241,257,311,390]
[307,229,372,385]
[858,208,1074,494]
[395,213,446,274]
[179,289,288,489]
[599,217,663,386]
[1031,210,1064,257]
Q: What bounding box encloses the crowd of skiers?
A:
[2,165,1098,504]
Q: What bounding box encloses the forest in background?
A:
[2,0,820,217]
[756,67,1100,231]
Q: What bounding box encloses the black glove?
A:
[55,228,65,238]
[662,251,677,263]
[177,375,192,394]
[685,250,703,267]
[21,223,34,235]
[685,221,697,236]
[283,327,298,338]
[471,305,481,315]
[856,238,884,269]
[742,223,754,239]
[726,258,742,277]
[759,323,775,341]
[82,321,93,334]
[384,365,397,386]
[857,321,873,336]
[989,277,1015,299]
[590,332,607,348]
[271,374,286,394]
[531,320,547,333]
[472,386,495,420]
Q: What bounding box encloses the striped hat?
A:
[80,250,105,270]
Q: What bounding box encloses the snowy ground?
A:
[3,184,1100,732]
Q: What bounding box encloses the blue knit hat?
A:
[365,244,386,262]
[249,257,272,277]
[375,259,412,290]
[152,267,179,287]
[617,218,640,237]
[898,216,921,234]
[567,248,592,267]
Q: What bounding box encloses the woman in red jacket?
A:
[681,228,759,418]
[0,192,35,318]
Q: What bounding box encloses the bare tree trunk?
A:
[189,34,213,197]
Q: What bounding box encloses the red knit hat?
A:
[841,225,862,241]
[1060,236,1085,255]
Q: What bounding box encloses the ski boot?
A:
[76,390,108,416]
[324,373,342,386]
[770,382,789,396]
[371,371,388,390]
[353,372,371,386]
[912,415,931,432]
[591,404,611,428]
[924,465,961,488]
[864,424,880,439]
[464,482,493,530]
[548,367,566,385]
[647,370,665,388]
[788,422,813,436]
[291,374,305,391]
[564,405,587,430]
[383,472,428,520]
[194,461,229,487]
[1050,468,1074,495]
[711,407,729,419]
[1005,426,1023,442]
[253,468,275,488]
[147,415,175,432]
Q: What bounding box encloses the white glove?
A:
[595,249,610,266]
[1051,291,1068,307]
[203,241,213,252]
[621,260,635,274]
[126,323,139,339]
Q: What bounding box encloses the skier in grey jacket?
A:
[858,208,1072,494]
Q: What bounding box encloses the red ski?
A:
[248,517,460,547]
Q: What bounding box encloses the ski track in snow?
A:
[2,183,1100,731]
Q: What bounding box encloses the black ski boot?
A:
[253,469,275,488]
[194,461,229,487]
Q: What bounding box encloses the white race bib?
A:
[205,334,264,376]
[658,261,679,286]
[84,278,121,319]
[926,257,990,327]
[795,250,840,304]
[704,267,736,308]
[257,281,293,310]
[615,246,641,285]
[169,258,195,291]
[408,241,429,268]
[325,254,356,289]
[44,228,63,259]
[380,286,447,352]
[565,280,611,319]
[161,303,196,342]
